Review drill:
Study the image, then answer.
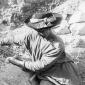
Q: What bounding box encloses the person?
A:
[0,12,81,85]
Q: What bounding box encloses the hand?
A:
[5,57,14,63]
[44,18,47,23]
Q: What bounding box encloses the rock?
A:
[68,37,85,48]
[0,64,38,85]
[76,36,85,48]
[55,27,70,35]
[70,23,85,35]
[75,39,85,48]
[53,20,70,35]
[78,1,85,13]
[59,34,80,45]
[52,0,80,14]
[63,35,85,48]
[69,1,85,24]
[59,34,85,48]
[65,45,85,59]
[69,11,85,24]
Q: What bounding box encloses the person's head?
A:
[30,12,63,38]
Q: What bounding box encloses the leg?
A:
[40,80,55,85]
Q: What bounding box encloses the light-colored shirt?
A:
[24,27,64,72]
[0,25,64,72]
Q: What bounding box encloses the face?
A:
[37,28,52,39]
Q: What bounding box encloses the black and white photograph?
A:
[0,0,84,85]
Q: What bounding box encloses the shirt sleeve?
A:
[24,41,63,71]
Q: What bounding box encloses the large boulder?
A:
[65,45,85,59]
[78,1,85,13]
[68,1,85,24]
[61,35,85,48]
[59,35,80,45]
[70,23,85,35]
[73,38,85,48]
[53,20,70,35]
[69,11,85,24]
[52,0,80,14]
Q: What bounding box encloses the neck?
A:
[39,29,57,42]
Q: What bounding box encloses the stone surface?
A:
[0,64,38,85]
[70,23,85,35]
[65,46,85,59]
[52,0,80,14]
[69,11,85,24]
[60,34,85,48]
[53,20,70,35]
[59,35,80,45]
[74,39,85,48]
[78,1,85,13]
[68,1,85,24]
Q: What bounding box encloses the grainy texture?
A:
[0,0,85,85]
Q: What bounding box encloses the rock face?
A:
[57,1,85,50]
[69,11,85,24]
[70,23,85,35]
[52,1,85,84]
[53,20,70,35]
[68,2,85,35]
[52,0,80,14]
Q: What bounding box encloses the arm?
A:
[8,42,63,72]
[7,55,57,69]
[8,31,64,71]
[24,44,63,72]
[8,57,24,67]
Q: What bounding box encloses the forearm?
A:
[9,42,62,71]
[8,57,45,71]
[9,52,61,71]
[8,54,31,68]
[24,50,64,71]
[24,43,62,71]
[24,57,56,71]
[9,58,24,68]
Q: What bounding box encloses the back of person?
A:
[24,26,81,85]
[26,12,81,85]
